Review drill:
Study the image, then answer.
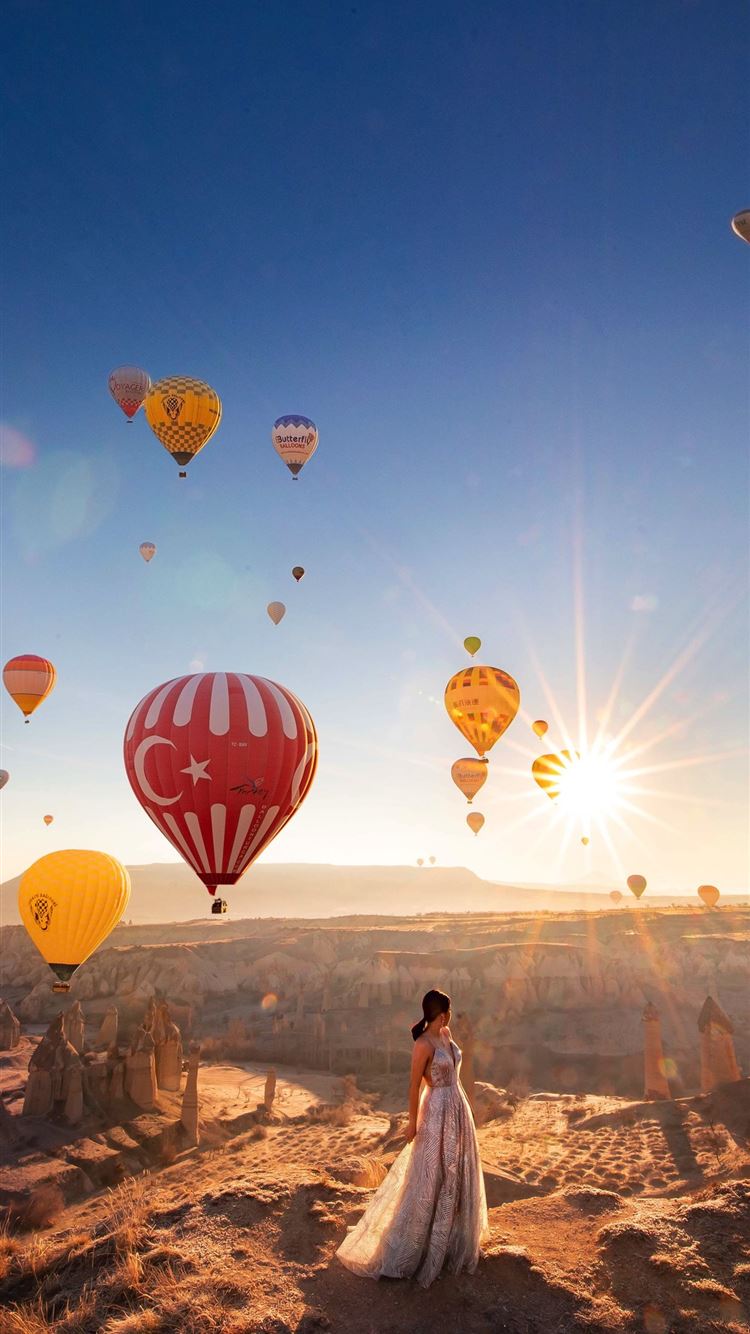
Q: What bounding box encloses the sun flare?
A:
[556,751,621,827]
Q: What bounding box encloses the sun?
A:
[555,750,622,826]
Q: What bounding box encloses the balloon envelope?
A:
[123,672,318,899]
[731,210,750,243]
[139,542,156,563]
[0,770,8,790]
[144,377,222,474]
[581,836,589,846]
[108,366,150,420]
[450,757,488,803]
[467,812,484,835]
[532,720,548,738]
[267,602,286,625]
[698,884,720,908]
[429,856,436,865]
[417,858,424,867]
[272,416,319,478]
[3,655,56,721]
[18,850,130,990]
[627,874,647,899]
[43,815,54,826]
[609,890,623,904]
[292,567,305,583]
[531,750,578,802]
[445,666,520,759]
[463,636,481,657]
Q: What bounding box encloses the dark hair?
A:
[411,989,451,1042]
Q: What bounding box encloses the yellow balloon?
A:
[467,812,484,835]
[531,750,578,802]
[445,665,520,759]
[698,884,720,908]
[581,836,589,846]
[463,636,481,657]
[451,756,489,803]
[18,850,131,992]
[144,376,222,477]
[532,720,548,739]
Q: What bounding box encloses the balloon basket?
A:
[179,471,187,479]
[52,981,71,994]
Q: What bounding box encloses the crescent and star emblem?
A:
[132,737,212,806]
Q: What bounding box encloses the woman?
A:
[336,989,488,1288]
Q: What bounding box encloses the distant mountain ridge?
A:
[1,862,745,926]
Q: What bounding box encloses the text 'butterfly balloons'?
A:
[123,672,318,905]
[19,850,130,992]
[272,416,319,479]
[3,655,57,723]
[451,757,488,803]
[445,665,520,759]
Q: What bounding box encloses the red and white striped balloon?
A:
[123,673,318,898]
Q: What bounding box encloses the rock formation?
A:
[125,1030,158,1110]
[181,1042,200,1145]
[155,1010,183,1092]
[698,996,741,1092]
[0,999,21,1050]
[453,1011,476,1113]
[63,1000,86,1054]
[642,1001,672,1100]
[264,1068,277,1111]
[97,1006,118,1050]
[23,1013,83,1120]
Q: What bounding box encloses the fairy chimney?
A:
[63,1000,86,1055]
[642,1001,671,1100]
[181,1042,200,1146]
[155,1018,183,1092]
[97,1006,118,1050]
[0,1000,21,1050]
[698,996,741,1092]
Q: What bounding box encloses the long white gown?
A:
[335,1033,488,1288]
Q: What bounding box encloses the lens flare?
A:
[556,751,621,823]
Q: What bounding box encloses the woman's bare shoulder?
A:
[412,1034,433,1057]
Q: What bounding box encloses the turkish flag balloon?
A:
[123,673,318,897]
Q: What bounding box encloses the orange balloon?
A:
[3,655,56,722]
[43,815,54,827]
[450,757,488,803]
[531,751,578,802]
[532,720,548,739]
[698,884,719,908]
[444,665,520,759]
[466,812,484,835]
[627,874,647,899]
[609,890,623,904]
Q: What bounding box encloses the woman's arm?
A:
[406,1039,431,1142]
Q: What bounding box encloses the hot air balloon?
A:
[531,751,578,802]
[698,884,720,908]
[108,366,151,421]
[292,567,305,583]
[429,856,436,865]
[267,602,286,625]
[464,637,481,658]
[450,757,488,803]
[43,815,54,827]
[0,770,8,790]
[272,416,319,479]
[609,890,623,905]
[3,655,56,723]
[123,672,317,903]
[417,858,424,867]
[445,666,520,759]
[627,874,647,900]
[532,720,548,739]
[731,210,750,243]
[144,377,222,477]
[581,836,589,846]
[18,849,130,991]
[139,542,156,563]
[467,812,484,835]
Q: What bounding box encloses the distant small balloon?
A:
[467,812,484,835]
[429,856,436,865]
[532,720,548,738]
[698,884,720,908]
[0,770,8,789]
[417,858,424,867]
[292,566,305,583]
[267,601,286,625]
[731,210,750,244]
[451,757,489,803]
[627,874,647,899]
[609,890,623,904]
[43,815,54,826]
[463,637,481,657]
[139,542,156,563]
[581,836,590,846]
[532,751,578,802]
[272,416,319,479]
[108,366,150,421]
[3,655,57,723]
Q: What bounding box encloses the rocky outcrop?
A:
[0,999,20,1050]
[181,1043,200,1145]
[698,996,741,1091]
[642,1002,671,1100]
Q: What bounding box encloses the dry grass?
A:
[3,1186,64,1236]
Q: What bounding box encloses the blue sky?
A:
[2,0,748,897]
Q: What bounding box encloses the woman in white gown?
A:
[336,989,488,1288]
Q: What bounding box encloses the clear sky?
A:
[1,0,748,896]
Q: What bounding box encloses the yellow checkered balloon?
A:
[18,850,131,991]
[144,376,222,475]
